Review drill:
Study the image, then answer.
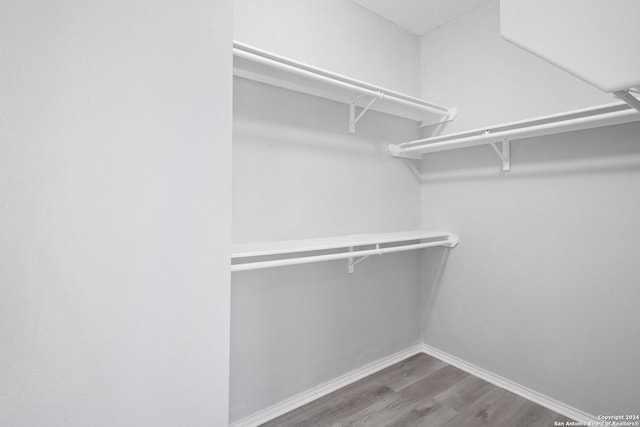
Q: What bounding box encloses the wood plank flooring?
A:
[260,353,572,427]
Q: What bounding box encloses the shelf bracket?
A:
[347,244,379,273]
[489,137,510,172]
[349,92,383,133]
[419,108,458,128]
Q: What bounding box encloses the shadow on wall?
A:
[419,122,640,182]
[419,247,451,342]
[233,77,419,151]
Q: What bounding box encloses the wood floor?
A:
[260,353,572,427]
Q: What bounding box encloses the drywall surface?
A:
[420,123,640,415]
[232,80,421,244]
[0,1,232,426]
[231,78,422,422]
[233,0,420,96]
[419,0,612,134]
[418,0,640,415]
[501,0,640,93]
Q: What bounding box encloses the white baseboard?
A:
[230,342,600,426]
[419,343,599,424]
[229,344,424,427]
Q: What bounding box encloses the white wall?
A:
[233,0,420,96]
[419,0,612,134]
[230,78,422,422]
[0,1,232,426]
[501,0,640,94]
[419,0,640,415]
[231,1,424,422]
[232,79,421,244]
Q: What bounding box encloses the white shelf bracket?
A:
[347,244,379,273]
[349,92,383,133]
[489,137,510,172]
[347,254,372,274]
[419,107,458,128]
[347,246,355,274]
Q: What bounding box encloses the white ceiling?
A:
[349,0,493,35]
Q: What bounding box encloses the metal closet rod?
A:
[231,237,458,272]
[233,45,452,116]
[396,103,640,155]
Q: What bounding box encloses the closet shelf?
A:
[233,41,456,133]
[231,231,458,273]
[389,101,640,171]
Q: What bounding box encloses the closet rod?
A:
[233,46,451,116]
[394,104,640,156]
[231,238,457,272]
[614,89,640,113]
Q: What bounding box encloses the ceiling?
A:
[349,0,492,35]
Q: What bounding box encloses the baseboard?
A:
[230,342,600,426]
[229,343,424,427]
[419,343,599,424]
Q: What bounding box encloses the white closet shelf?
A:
[231,231,459,273]
[233,41,456,133]
[389,101,640,170]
